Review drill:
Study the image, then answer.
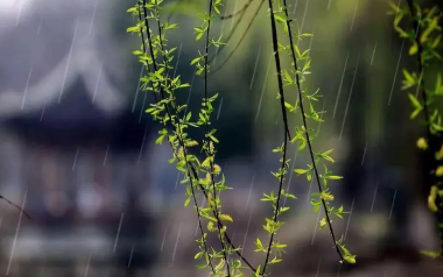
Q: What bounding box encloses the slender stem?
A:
[137,6,158,103]
[208,0,250,65]
[220,0,254,20]
[405,0,443,252]
[139,0,217,272]
[261,0,290,274]
[280,0,344,262]
[0,194,31,220]
[210,0,265,76]
[138,0,256,272]
[203,0,232,275]
[204,0,214,101]
[405,0,431,141]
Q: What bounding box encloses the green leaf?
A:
[388,1,402,14]
[184,197,191,207]
[420,250,441,259]
[294,168,308,175]
[255,238,265,252]
[409,43,418,55]
[402,69,415,89]
[303,59,311,72]
[326,175,343,180]
[209,135,219,143]
[343,254,357,264]
[408,93,422,110]
[155,135,165,145]
[319,217,327,230]
[194,251,203,260]
[219,214,233,222]
[190,57,200,65]
[410,108,422,120]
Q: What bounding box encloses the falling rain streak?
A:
[388,38,405,106]
[333,53,349,119]
[6,189,28,276]
[83,254,91,277]
[21,66,33,110]
[241,204,255,255]
[350,0,360,32]
[132,64,145,113]
[160,228,168,252]
[89,0,99,34]
[361,142,368,165]
[72,147,80,171]
[40,101,47,121]
[249,44,262,90]
[311,208,322,245]
[216,97,223,120]
[339,54,360,141]
[113,213,125,253]
[370,181,379,212]
[59,18,79,104]
[388,189,398,220]
[343,197,355,241]
[91,64,103,103]
[245,172,256,210]
[370,41,377,66]
[103,144,110,166]
[171,222,182,266]
[299,0,311,34]
[255,53,273,122]
[127,245,135,268]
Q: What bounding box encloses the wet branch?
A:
[207,1,250,66]
[261,0,291,274]
[139,0,217,272]
[281,0,344,262]
[405,0,432,141]
[0,194,31,220]
[209,0,265,77]
[203,0,231,275]
[138,0,256,272]
[405,0,443,251]
[220,0,255,20]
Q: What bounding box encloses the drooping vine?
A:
[128,0,257,275]
[127,0,354,276]
[261,0,355,265]
[389,0,443,258]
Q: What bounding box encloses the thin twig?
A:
[166,0,185,22]
[209,0,265,76]
[137,7,159,103]
[138,0,256,272]
[207,0,251,65]
[0,194,31,220]
[405,0,431,142]
[261,0,291,274]
[405,0,443,251]
[139,0,216,272]
[203,0,232,275]
[220,0,255,20]
[279,0,344,262]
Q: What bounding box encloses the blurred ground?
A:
[0,187,441,277]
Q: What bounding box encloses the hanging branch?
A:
[260,0,294,274]
[220,0,255,20]
[390,0,443,257]
[209,0,265,76]
[129,0,258,274]
[280,0,345,262]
